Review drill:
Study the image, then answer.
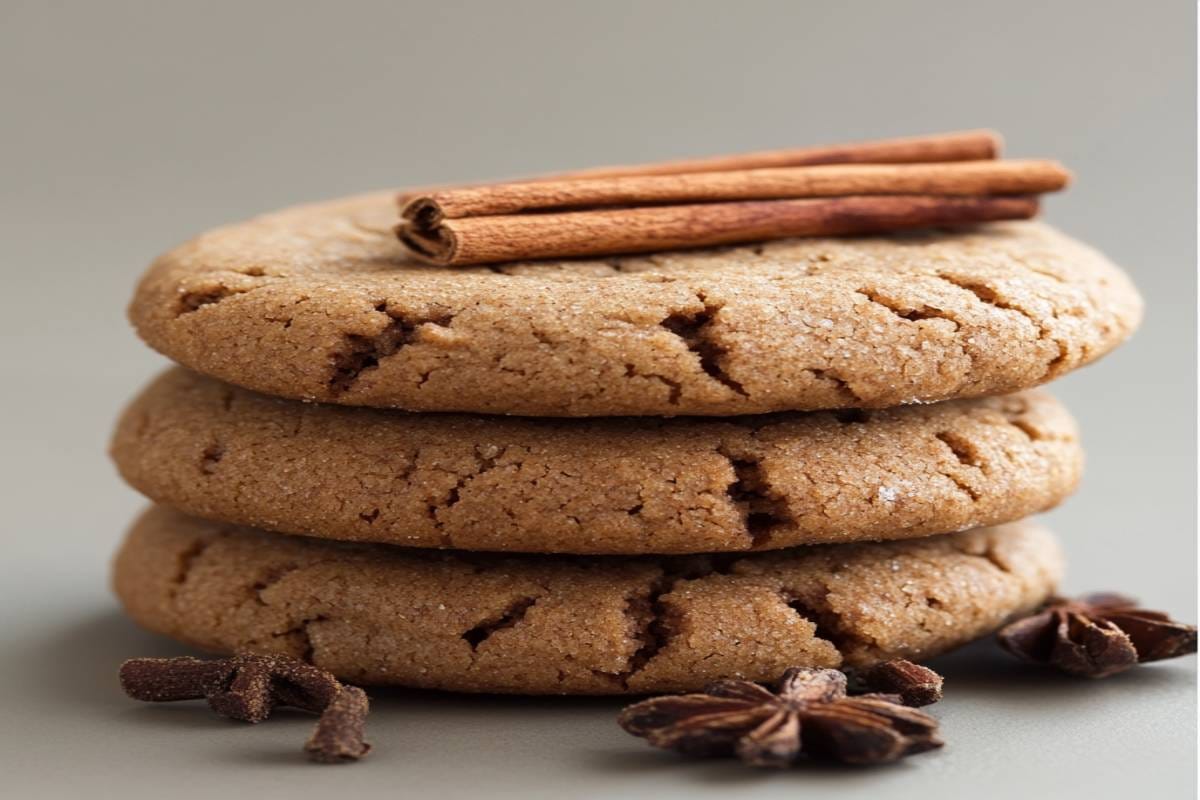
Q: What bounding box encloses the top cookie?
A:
[129,193,1141,417]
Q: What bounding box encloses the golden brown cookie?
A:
[127,193,1140,417]
[113,506,1063,694]
[112,369,1082,554]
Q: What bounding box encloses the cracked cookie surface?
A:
[114,506,1063,694]
[128,193,1141,417]
[113,369,1082,554]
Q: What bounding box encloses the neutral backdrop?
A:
[1,1,1194,798]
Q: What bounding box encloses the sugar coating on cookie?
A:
[112,369,1083,554]
[113,506,1063,694]
[128,193,1141,417]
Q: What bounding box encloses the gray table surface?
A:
[2,2,1194,797]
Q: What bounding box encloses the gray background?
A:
[1,1,1194,797]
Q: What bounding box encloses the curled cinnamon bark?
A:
[398,194,1039,266]
[555,129,1002,179]
[408,159,1068,220]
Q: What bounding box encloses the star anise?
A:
[618,667,942,768]
[120,654,370,763]
[856,659,944,707]
[997,593,1198,678]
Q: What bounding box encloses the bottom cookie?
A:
[113,506,1062,694]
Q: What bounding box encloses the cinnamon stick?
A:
[397,129,1003,206]
[397,194,1039,266]
[545,128,1003,180]
[406,159,1069,220]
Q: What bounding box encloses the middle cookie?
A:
[112,368,1082,555]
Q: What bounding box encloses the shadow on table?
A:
[24,608,191,706]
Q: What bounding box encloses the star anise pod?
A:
[856,659,944,707]
[618,667,942,768]
[997,593,1198,678]
[120,654,370,762]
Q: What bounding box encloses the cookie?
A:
[112,369,1082,554]
[128,193,1140,417]
[113,506,1063,694]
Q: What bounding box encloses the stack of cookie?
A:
[111,191,1140,694]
